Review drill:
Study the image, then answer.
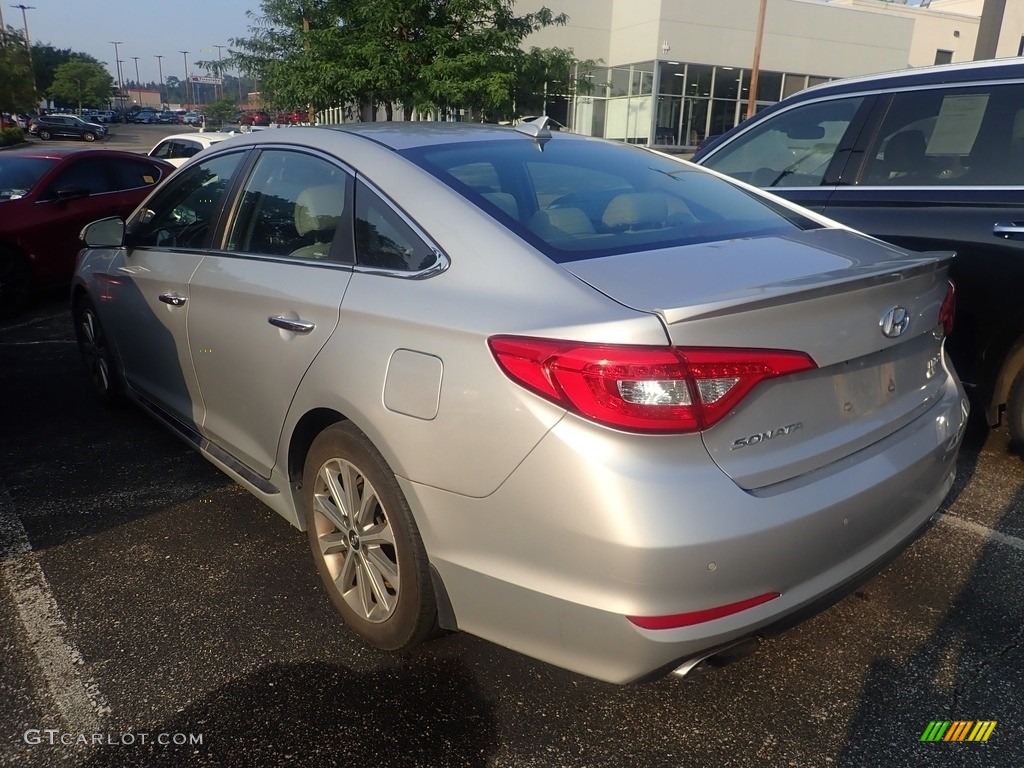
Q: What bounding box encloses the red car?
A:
[274,109,309,125]
[0,148,173,317]
[239,110,272,127]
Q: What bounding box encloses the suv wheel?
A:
[82,131,96,142]
[38,129,51,140]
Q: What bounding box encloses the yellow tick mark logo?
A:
[920,721,996,742]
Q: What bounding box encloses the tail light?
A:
[939,280,956,337]
[489,336,816,434]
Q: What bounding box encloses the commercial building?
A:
[523,0,1024,146]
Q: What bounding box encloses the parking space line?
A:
[0,313,69,334]
[938,512,1024,554]
[0,484,108,734]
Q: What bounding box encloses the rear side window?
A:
[108,158,165,190]
[860,83,1024,186]
[701,97,865,188]
[404,138,813,262]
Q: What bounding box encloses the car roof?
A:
[315,121,590,150]
[784,57,1024,102]
[157,132,236,144]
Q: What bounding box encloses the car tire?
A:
[0,248,33,319]
[302,422,437,651]
[38,129,51,140]
[1007,368,1024,453]
[82,131,96,142]
[72,296,123,404]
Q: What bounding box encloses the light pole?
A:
[110,41,124,112]
[11,4,36,96]
[180,50,190,108]
[131,55,141,106]
[746,0,768,120]
[154,54,164,108]
[214,44,226,100]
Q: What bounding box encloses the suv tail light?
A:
[489,336,817,434]
[939,280,956,337]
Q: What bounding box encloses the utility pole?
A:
[110,41,123,112]
[154,54,164,108]
[746,0,767,120]
[131,56,141,106]
[180,50,190,108]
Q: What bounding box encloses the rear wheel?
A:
[38,129,51,140]
[0,248,32,319]
[73,296,123,404]
[302,422,437,651]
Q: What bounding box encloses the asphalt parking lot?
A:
[2,169,1023,766]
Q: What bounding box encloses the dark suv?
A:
[695,58,1024,447]
[28,114,106,142]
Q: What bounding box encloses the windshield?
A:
[402,137,816,262]
[0,157,58,201]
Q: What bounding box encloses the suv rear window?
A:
[402,138,814,262]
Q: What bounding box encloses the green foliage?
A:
[48,59,114,111]
[205,97,239,124]
[222,0,578,121]
[31,43,102,97]
[1,127,26,147]
[0,29,36,113]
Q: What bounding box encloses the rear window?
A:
[402,138,814,262]
[0,156,58,200]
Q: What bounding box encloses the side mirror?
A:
[80,217,126,248]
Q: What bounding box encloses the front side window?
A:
[860,84,1024,186]
[130,152,246,249]
[701,96,865,187]
[225,150,350,260]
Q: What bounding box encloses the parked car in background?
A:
[183,111,202,126]
[157,111,177,124]
[96,111,118,124]
[238,110,271,127]
[694,57,1024,449]
[275,109,309,125]
[132,110,159,124]
[147,131,236,167]
[28,114,107,142]
[72,122,966,684]
[0,148,172,317]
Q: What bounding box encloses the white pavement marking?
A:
[0,485,109,733]
[0,340,77,346]
[0,313,69,334]
[938,512,1024,553]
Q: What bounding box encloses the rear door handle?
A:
[159,293,187,307]
[268,315,315,334]
[993,222,1024,239]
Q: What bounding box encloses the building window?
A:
[935,49,953,65]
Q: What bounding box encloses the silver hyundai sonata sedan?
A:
[72,120,968,683]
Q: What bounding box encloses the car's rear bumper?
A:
[404,375,967,684]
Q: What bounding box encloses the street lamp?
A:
[154,54,164,109]
[11,4,36,96]
[110,41,124,111]
[214,44,226,100]
[180,50,190,108]
[131,56,141,106]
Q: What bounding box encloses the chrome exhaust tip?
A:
[671,637,761,678]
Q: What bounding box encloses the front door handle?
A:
[159,293,187,307]
[268,315,315,334]
[993,222,1024,239]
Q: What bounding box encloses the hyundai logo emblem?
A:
[880,306,910,338]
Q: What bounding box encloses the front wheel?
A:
[302,423,437,651]
[38,129,51,140]
[73,297,123,404]
[82,131,96,142]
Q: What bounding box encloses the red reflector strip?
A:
[627,592,781,630]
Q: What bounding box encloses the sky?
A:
[5,0,256,84]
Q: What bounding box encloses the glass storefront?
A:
[575,61,833,148]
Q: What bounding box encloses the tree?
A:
[0,28,36,114]
[205,96,239,125]
[30,43,103,98]
[48,59,114,112]
[222,0,575,121]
